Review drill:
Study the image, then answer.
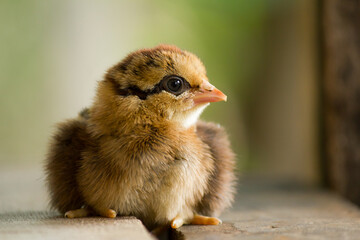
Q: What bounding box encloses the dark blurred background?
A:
[0,0,319,186]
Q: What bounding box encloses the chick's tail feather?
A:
[45,118,89,213]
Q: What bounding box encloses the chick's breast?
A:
[77,122,216,228]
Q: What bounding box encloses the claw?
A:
[170,216,184,229]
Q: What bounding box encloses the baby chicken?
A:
[45,45,236,230]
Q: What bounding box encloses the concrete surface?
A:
[1,166,360,240]
[0,166,154,240]
[172,179,360,239]
[0,212,154,240]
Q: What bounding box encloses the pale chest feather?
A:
[80,131,214,222]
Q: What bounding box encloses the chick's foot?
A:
[191,214,222,225]
[65,208,91,218]
[94,208,117,218]
[170,216,184,229]
[65,207,117,218]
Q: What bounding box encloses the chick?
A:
[45,45,236,230]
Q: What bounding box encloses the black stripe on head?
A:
[165,56,176,72]
[145,58,160,68]
[116,55,133,73]
[106,76,157,100]
[106,75,191,100]
[132,69,140,76]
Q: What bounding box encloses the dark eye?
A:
[167,78,182,92]
[162,76,189,95]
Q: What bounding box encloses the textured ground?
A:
[173,179,360,239]
[1,166,360,240]
[0,166,154,240]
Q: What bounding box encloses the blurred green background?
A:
[0,0,319,185]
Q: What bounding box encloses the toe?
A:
[64,211,74,218]
[171,217,184,229]
[106,209,117,218]
[191,214,223,225]
[64,208,91,218]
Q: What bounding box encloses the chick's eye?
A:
[167,78,182,92]
[162,76,186,95]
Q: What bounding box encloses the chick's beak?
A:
[192,82,227,105]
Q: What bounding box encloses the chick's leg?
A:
[191,214,222,225]
[65,208,91,218]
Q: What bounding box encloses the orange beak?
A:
[193,82,227,105]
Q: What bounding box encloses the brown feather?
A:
[45,116,90,213]
[195,121,236,217]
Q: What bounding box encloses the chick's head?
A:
[94,45,226,130]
